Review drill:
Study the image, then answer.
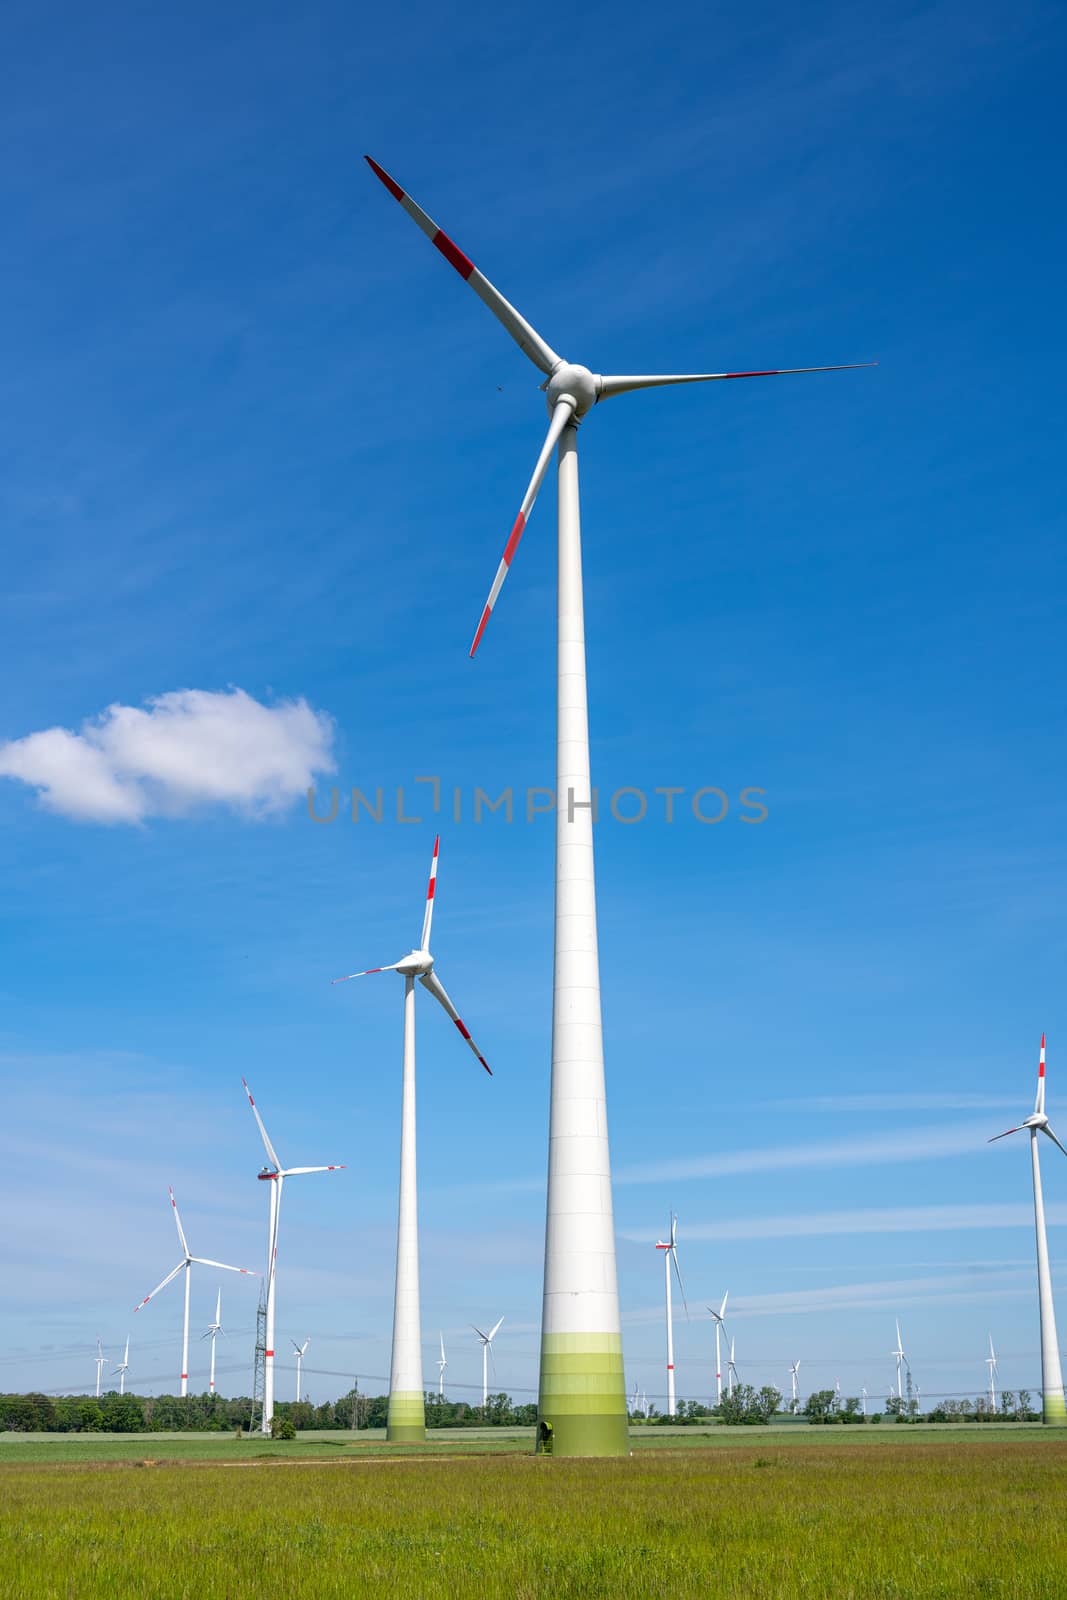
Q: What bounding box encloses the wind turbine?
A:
[241,1080,344,1434]
[892,1320,906,1401]
[113,1336,130,1397]
[727,1338,739,1398]
[789,1361,801,1414]
[365,154,872,1456]
[986,1334,998,1411]
[989,1033,1067,1424]
[437,1332,447,1398]
[862,1386,868,1418]
[655,1215,687,1417]
[292,1337,310,1403]
[333,834,491,1442]
[473,1316,504,1413]
[706,1292,730,1407]
[202,1290,224,1395]
[93,1337,106,1398]
[133,1188,256,1397]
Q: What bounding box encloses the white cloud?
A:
[622,1201,1067,1245]
[0,688,335,823]
[621,1269,1033,1325]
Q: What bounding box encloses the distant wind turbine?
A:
[706,1292,729,1406]
[989,1033,1067,1424]
[892,1320,906,1401]
[113,1336,130,1397]
[133,1187,256,1397]
[241,1079,344,1435]
[728,1337,738,1398]
[986,1334,998,1411]
[292,1337,310,1403]
[202,1289,224,1395]
[655,1214,686,1418]
[473,1317,504,1412]
[333,834,491,1442]
[437,1332,447,1398]
[94,1337,106,1399]
[790,1361,801,1414]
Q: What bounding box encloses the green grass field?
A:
[3,1430,1067,1597]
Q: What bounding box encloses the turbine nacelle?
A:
[543,361,599,419]
[394,948,434,977]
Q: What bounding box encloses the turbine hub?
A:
[1025,1113,1048,1128]
[544,362,600,419]
[395,949,433,976]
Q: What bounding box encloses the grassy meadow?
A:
[3,1431,1067,1597]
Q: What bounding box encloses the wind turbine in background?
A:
[202,1290,224,1396]
[706,1292,729,1406]
[437,1333,447,1398]
[473,1317,504,1413]
[892,1321,906,1401]
[241,1081,344,1434]
[133,1187,256,1398]
[93,1337,106,1398]
[789,1361,801,1414]
[292,1337,310,1403]
[986,1334,998,1411]
[113,1336,130,1397]
[989,1033,1067,1424]
[862,1386,868,1418]
[727,1338,738,1398]
[656,1215,687,1418]
[364,153,873,1458]
[333,834,491,1443]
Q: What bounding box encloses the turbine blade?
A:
[331,962,403,984]
[719,1290,729,1320]
[241,1079,282,1170]
[133,1260,185,1312]
[597,363,877,401]
[988,1126,1025,1142]
[471,1324,489,1341]
[420,834,440,951]
[279,1164,345,1175]
[191,1257,258,1276]
[469,398,574,657]
[488,1316,504,1342]
[1042,1124,1067,1159]
[364,156,561,376]
[1036,1033,1047,1116]
[167,1187,191,1258]
[671,1250,689,1321]
[419,970,491,1074]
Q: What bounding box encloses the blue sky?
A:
[1,0,1065,1411]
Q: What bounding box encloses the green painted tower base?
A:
[537,1333,628,1457]
[387,1390,426,1442]
[1042,1391,1067,1425]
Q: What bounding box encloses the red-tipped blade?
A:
[365,156,560,377]
[421,834,440,950]
[597,363,877,401]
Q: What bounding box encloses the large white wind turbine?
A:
[134,1188,256,1397]
[986,1334,998,1411]
[790,1361,800,1414]
[292,1337,310,1403]
[437,1332,447,1398]
[989,1033,1067,1424]
[202,1289,224,1396]
[333,834,491,1442]
[473,1316,504,1412]
[93,1337,106,1398]
[364,154,872,1457]
[892,1320,906,1401]
[655,1215,686,1417]
[241,1081,344,1434]
[706,1292,729,1406]
[114,1336,130,1397]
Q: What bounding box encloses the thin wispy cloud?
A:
[0,687,334,823]
[773,1094,1018,1113]
[622,1202,1066,1245]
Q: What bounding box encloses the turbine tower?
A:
[474,1317,504,1413]
[892,1320,906,1401]
[93,1337,106,1398]
[655,1215,686,1417]
[437,1332,447,1398]
[790,1361,800,1414]
[292,1337,310,1403]
[986,1334,998,1411]
[989,1033,1067,1424]
[202,1290,224,1395]
[364,155,872,1458]
[333,834,491,1442]
[133,1188,256,1397]
[706,1293,729,1406]
[113,1336,130,1397]
[241,1080,344,1434]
